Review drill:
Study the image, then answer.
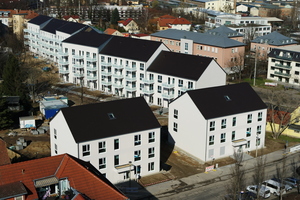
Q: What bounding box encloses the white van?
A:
[262,180,286,196]
[246,185,271,198]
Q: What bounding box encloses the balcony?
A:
[113,83,124,88]
[87,75,97,81]
[274,63,292,69]
[24,29,31,33]
[86,57,97,62]
[112,63,123,69]
[24,34,30,39]
[87,66,97,71]
[101,62,112,67]
[142,88,154,95]
[59,69,69,74]
[125,66,137,72]
[179,86,190,92]
[162,93,174,99]
[73,63,84,69]
[74,73,84,78]
[113,74,124,79]
[274,71,291,77]
[142,78,154,84]
[162,82,174,89]
[58,51,68,57]
[73,55,84,60]
[125,76,136,81]
[101,71,112,76]
[125,86,136,92]
[24,40,29,45]
[102,80,112,86]
[58,59,69,65]
[274,55,293,60]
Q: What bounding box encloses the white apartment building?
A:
[168,83,267,162]
[267,45,300,86]
[50,97,161,184]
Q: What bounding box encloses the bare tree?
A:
[252,150,267,200]
[226,52,245,82]
[274,154,288,200]
[243,26,257,46]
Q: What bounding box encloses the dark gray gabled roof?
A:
[56,22,87,34]
[251,31,298,46]
[28,15,52,25]
[41,18,69,34]
[60,97,160,143]
[99,36,163,62]
[186,82,266,119]
[204,25,243,38]
[63,27,113,48]
[147,51,218,80]
[151,29,245,48]
[268,45,300,62]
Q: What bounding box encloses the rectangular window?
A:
[134,150,141,161]
[140,63,144,70]
[232,117,236,127]
[256,138,261,146]
[134,165,141,174]
[72,49,75,55]
[178,79,183,87]
[114,155,119,166]
[140,73,144,80]
[158,75,162,83]
[188,81,193,89]
[148,147,155,158]
[82,144,90,156]
[158,85,161,93]
[54,129,57,139]
[232,131,235,141]
[221,133,226,143]
[55,144,57,154]
[247,114,252,123]
[246,128,251,137]
[246,141,250,148]
[185,43,188,50]
[257,125,262,134]
[209,135,214,145]
[149,132,155,143]
[173,122,178,132]
[114,139,119,150]
[210,121,215,131]
[134,135,141,146]
[174,109,178,119]
[221,119,226,129]
[148,162,154,171]
[258,112,262,121]
[99,141,106,153]
[99,158,106,169]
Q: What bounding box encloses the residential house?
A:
[168,82,267,162]
[267,45,300,86]
[104,28,124,36]
[156,15,191,31]
[0,153,128,199]
[50,97,161,184]
[62,15,80,22]
[250,31,297,59]
[118,18,139,33]
[131,33,151,40]
[12,11,38,39]
[150,29,245,73]
[236,3,259,16]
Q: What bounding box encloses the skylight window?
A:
[224,95,231,101]
[108,113,116,120]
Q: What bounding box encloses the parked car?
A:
[271,178,293,191]
[284,177,300,188]
[262,179,286,196]
[224,191,257,200]
[246,185,271,198]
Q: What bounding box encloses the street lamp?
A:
[253,53,257,86]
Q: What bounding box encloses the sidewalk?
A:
[125,146,298,199]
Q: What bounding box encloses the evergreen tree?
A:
[111,8,120,25]
[0,97,13,130]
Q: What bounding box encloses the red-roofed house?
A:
[157,15,191,31]
[104,28,124,37]
[63,15,80,22]
[0,154,128,200]
[118,18,139,33]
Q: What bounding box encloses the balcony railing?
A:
[24,40,29,45]
[74,73,84,78]
[58,59,69,65]
[24,29,30,33]
[73,63,84,69]
[73,55,84,60]
[87,75,97,81]
[101,62,112,66]
[162,82,174,89]
[24,34,30,39]
[274,63,292,69]
[86,57,97,62]
[125,76,136,81]
[162,93,174,99]
[59,69,69,74]
[112,63,123,69]
[102,81,112,86]
[58,51,68,57]
[113,83,124,88]
[125,86,136,92]
[274,71,291,77]
[113,74,124,79]
[142,78,154,84]
[125,66,137,72]
[87,66,97,71]
[142,88,154,95]
[102,71,112,76]
[274,55,293,60]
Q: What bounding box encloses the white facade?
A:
[50,110,161,184]
[267,45,300,86]
[168,89,267,162]
[170,23,191,31]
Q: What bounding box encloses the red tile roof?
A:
[159,15,176,19]
[0,139,11,166]
[63,15,80,20]
[0,154,128,200]
[104,28,118,35]
[0,9,38,19]
[118,18,133,26]
[158,16,191,27]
